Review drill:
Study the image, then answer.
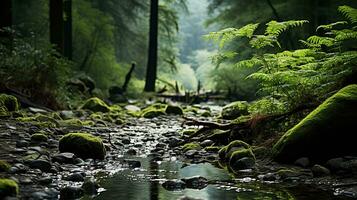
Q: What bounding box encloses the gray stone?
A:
[181,176,208,189]
[294,157,310,168]
[52,152,76,164]
[311,164,330,177]
[60,187,84,199]
[64,173,84,182]
[59,110,75,120]
[27,160,52,172]
[124,159,141,168]
[231,157,255,170]
[16,140,29,148]
[162,179,186,191]
[200,140,214,147]
[185,150,198,158]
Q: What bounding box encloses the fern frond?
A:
[236,23,260,38]
[306,36,336,47]
[317,21,348,31]
[249,35,279,49]
[265,20,309,37]
[332,29,357,41]
[339,5,357,24]
[235,58,261,68]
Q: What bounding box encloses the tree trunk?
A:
[64,0,72,60]
[144,0,159,92]
[0,0,12,38]
[50,0,64,54]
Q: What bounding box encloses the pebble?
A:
[27,159,52,172]
[162,179,186,191]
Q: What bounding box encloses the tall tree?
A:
[50,0,64,54]
[0,0,12,38]
[144,0,159,92]
[64,0,72,59]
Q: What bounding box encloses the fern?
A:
[317,21,348,31]
[339,5,357,24]
[306,36,336,47]
[265,20,309,37]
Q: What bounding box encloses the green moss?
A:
[181,129,198,136]
[141,109,165,118]
[31,133,48,142]
[182,142,202,152]
[165,105,183,115]
[0,160,10,172]
[0,94,20,117]
[59,133,106,160]
[59,119,95,127]
[221,101,249,120]
[273,85,357,162]
[80,97,110,112]
[183,106,200,114]
[0,179,18,197]
[16,113,59,127]
[204,146,221,153]
[218,140,254,170]
[276,169,300,179]
[90,113,103,120]
[110,104,123,112]
[51,112,63,120]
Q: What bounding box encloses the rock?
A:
[31,188,59,200]
[200,140,214,147]
[64,173,84,182]
[16,140,29,148]
[275,169,301,180]
[162,179,186,191]
[121,138,131,144]
[79,97,110,113]
[165,105,183,115]
[82,179,99,195]
[52,152,76,164]
[221,101,249,120]
[59,133,106,160]
[142,110,165,118]
[230,157,255,170]
[178,196,203,200]
[311,164,330,177]
[181,176,208,189]
[124,159,141,168]
[326,157,345,171]
[273,85,357,162]
[0,94,19,117]
[185,150,198,158]
[60,186,84,199]
[0,160,10,172]
[294,157,310,168]
[30,133,48,143]
[38,177,53,185]
[0,179,18,198]
[168,137,183,147]
[258,173,277,181]
[59,110,75,120]
[9,163,27,174]
[182,142,201,152]
[126,148,137,155]
[125,105,141,112]
[29,107,48,114]
[27,160,52,172]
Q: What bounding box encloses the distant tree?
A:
[50,0,64,54]
[144,0,159,92]
[64,0,72,59]
[0,0,12,38]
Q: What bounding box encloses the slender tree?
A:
[64,0,72,59]
[144,0,159,92]
[0,0,12,38]
[50,0,64,54]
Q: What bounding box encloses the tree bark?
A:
[0,0,12,38]
[50,0,64,54]
[144,0,159,92]
[64,0,72,60]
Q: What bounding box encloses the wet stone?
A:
[294,157,310,168]
[124,159,141,168]
[181,176,208,189]
[38,177,53,185]
[16,140,29,148]
[126,148,137,155]
[121,138,131,145]
[185,150,198,158]
[258,173,277,181]
[52,152,76,164]
[82,179,99,195]
[64,173,85,182]
[200,140,214,147]
[162,179,186,191]
[312,164,330,177]
[231,157,255,170]
[27,159,52,172]
[60,186,84,199]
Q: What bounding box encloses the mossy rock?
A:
[221,101,249,120]
[31,133,48,142]
[165,105,183,115]
[59,119,95,127]
[182,142,202,152]
[80,97,110,113]
[0,94,20,117]
[0,179,18,197]
[273,85,357,162]
[0,160,10,172]
[181,129,198,136]
[59,133,106,160]
[16,113,59,127]
[204,146,221,153]
[218,140,255,171]
[142,109,165,118]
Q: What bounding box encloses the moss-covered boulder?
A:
[273,85,357,162]
[141,104,166,118]
[165,105,183,115]
[59,133,106,160]
[0,179,18,197]
[182,142,202,152]
[0,160,10,172]
[218,140,255,172]
[221,101,249,120]
[80,97,110,113]
[0,94,20,117]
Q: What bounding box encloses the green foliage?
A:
[338,5,357,24]
[208,5,357,113]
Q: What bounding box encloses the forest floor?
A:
[0,103,357,199]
